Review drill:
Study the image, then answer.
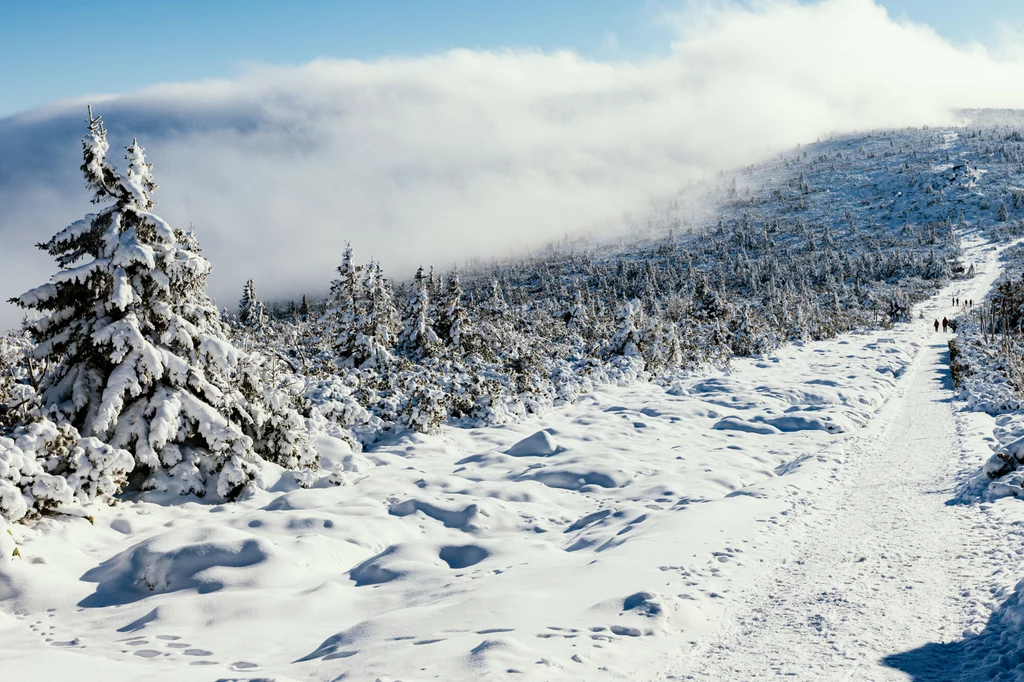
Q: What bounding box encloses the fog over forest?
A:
[3,0,1024,330]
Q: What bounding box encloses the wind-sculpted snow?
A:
[0,311,927,680]
[79,528,278,606]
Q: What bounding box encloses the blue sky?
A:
[1,0,1023,118]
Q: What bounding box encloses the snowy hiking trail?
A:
[664,326,982,680]
[660,239,1020,682]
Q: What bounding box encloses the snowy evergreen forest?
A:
[4,110,1024,525]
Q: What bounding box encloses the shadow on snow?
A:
[882,583,1024,681]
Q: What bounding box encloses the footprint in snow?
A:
[51,638,82,647]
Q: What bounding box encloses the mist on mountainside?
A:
[3,0,1024,330]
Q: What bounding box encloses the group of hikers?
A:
[933,296,973,333]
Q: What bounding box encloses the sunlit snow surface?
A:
[10,112,1024,678]
[8,249,1010,682]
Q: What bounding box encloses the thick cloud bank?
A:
[1,0,1023,329]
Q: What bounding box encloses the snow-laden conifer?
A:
[565,289,590,335]
[351,261,397,370]
[238,279,266,330]
[435,267,475,354]
[11,110,316,499]
[398,267,439,358]
[322,243,360,362]
[607,299,644,358]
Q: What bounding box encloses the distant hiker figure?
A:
[934,319,939,332]
[942,317,949,332]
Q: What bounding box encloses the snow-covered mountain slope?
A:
[9,117,1024,682]
[0,237,1015,681]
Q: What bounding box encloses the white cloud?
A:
[2,0,1024,329]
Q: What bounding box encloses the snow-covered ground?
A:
[3,237,1021,680]
[661,237,1024,681]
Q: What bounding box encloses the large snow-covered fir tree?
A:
[11,110,316,498]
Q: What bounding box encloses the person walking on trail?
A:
[942,317,949,332]
[934,319,940,332]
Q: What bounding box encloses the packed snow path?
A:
[664,332,979,679]
[662,246,1014,681]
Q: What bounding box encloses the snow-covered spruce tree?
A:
[401,375,449,433]
[661,320,684,368]
[480,276,511,320]
[637,302,684,372]
[351,261,397,370]
[322,243,361,363]
[607,299,644,359]
[729,304,762,357]
[398,267,439,359]
[565,288,591,337]
[238,279,266,331]
[11,110,315,499]
[691,275,733,365]
[235,352,318,472]
[477,276,513,359]
[435,267,476,355]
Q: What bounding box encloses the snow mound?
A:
[519,466,629,490]
[713,410,852,435]
[389,498,480,530]
[467,637,537,674]
[349,541,493,585]
[348,544,441,586]
[712,416,782,435]
[79,528,278,606]
[505,430,564,457]
[754,411,853,434]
